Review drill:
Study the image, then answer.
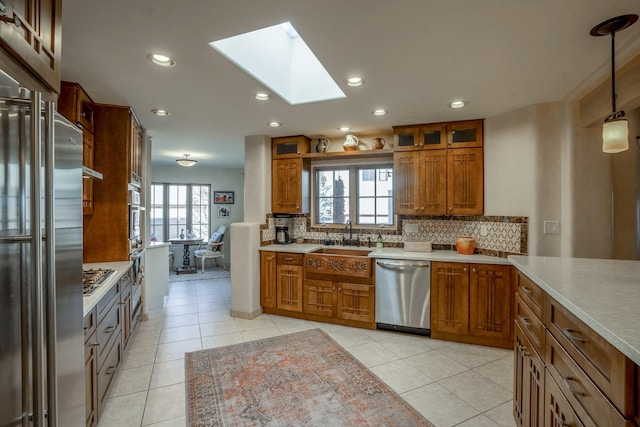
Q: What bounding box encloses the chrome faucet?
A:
[345,219,353,240]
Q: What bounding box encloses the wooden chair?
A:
[194,225,227,272]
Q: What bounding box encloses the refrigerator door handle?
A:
[44,100,58,427]
[30,91,46,427]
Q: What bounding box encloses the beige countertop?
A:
[259,243,511,265]
[509,255,640,365]
[83,261,132,317]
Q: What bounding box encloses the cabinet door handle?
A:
[562,376,586,397]
[562,328,588,344]
[105,366,117,376]
[472,268,476,272]
[463,267,467,272]
[103,326,116,333]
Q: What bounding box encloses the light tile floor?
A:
[97,275,517,427]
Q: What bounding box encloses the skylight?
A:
[209,22,346,105]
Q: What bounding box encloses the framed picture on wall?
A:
[217,206,231,217]
[214,191,234,204]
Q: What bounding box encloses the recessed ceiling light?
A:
[147,53,176,67]
[152,109,171,116]
[268,121,281,127]
[339,126,350,132]
[372,109,387,116]
[449,100,468,109]
[345,77,364,87]
[254,92,272,101]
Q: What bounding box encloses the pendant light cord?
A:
[610,30,616,114]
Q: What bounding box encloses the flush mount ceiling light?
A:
[345,77,364,87]
[590,14,638,153]
[176,154,197,167]
[210,22,345,105]
[268,121,281,127]
[152,109,171,116]
[147,53,176,67]
[372,109,387,116]
[254,92,272,101]
[339,126,350,132]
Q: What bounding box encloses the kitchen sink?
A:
[310,247,372,257]
[305,247,374,280]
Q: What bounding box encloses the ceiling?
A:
[60,0,640,168]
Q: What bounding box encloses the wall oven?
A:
[129,189,142,243]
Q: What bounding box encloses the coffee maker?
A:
[275,217,291,244]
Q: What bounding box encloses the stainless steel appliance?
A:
[82,268,115,295]
[0,69,85,426]
[129,188,142,243]
[129,248,144,324]
[375,259,431,336]
[275,216,291,244]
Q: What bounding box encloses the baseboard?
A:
[230,308,263,320]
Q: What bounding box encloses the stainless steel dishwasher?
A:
[375,259,431,336]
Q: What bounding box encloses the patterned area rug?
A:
[185,329,434,426]
[169,268,230,282]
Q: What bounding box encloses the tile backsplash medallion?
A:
[262,215,528,258]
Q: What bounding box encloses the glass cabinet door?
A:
[421,123,447,149]
[393,126,420,151]
[447,120,483,148]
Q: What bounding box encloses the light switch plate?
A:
[480,225,488,236]
[543,220,560,234]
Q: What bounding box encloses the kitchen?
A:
[1,1,640,427]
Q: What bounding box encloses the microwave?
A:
[129,189,142,242]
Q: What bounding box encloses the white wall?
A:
[150,163,244,265]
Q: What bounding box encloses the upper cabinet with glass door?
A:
[393,123,447,151]
[447,120,483,148]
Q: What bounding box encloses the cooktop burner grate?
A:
[83,268,115,295]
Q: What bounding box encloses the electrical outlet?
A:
[480,225,488,236]
[405,223,419,233]
[543,220,560,234]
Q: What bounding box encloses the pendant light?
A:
[176,154,197,167]
[590,14,638,153]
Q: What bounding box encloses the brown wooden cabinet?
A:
[447,147,483,215]
[58,82,97,216]
[260,251,277,309]
[120,278,132,350]
[83,309,98,427]
[431,262,470,335]
[393,119,484,216]
[272,158,310,214]
[0,0,62,91]
[129,118,143,187]
[513,268,638,427]
[336,282,374,324]
[272,135,310,158]
[394,150,447,215]
[84,104,143,262]
[431,262,512,348]
[303,279,335,318]
[275,253,303,312]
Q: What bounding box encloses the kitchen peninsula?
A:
[509,255,640,426]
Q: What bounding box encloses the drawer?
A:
[545,331,632,427]
[546,298,635,416]
[97,332,121,416]
[544,370,585,427]
[96,283,119,323]
[277,253,303,266]
[96,301,121,371]
[515,293,545,358]
[516,271,545,319]
[83,307,96,342]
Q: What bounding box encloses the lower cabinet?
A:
[513,322,544,427]
[431,262,513,348]
[303,279,375,324]
[83,266,138,427]
[260,251,375,329]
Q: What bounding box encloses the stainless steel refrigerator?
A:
[0,69,84,426]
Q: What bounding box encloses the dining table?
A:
[169,238,204,274]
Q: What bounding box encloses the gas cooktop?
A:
[82,268,115,296]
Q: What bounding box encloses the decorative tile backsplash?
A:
[261,214,528,257]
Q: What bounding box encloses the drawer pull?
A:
[105,366,116,376]
[562,328,588,344]
[103,326,116,333]
[519,316,533,330]
[284,257,294,261]
[562,376,586,397]
[520,286,535,296]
